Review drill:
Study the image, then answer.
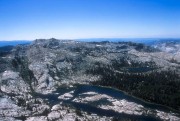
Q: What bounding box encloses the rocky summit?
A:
[0,38,180,121]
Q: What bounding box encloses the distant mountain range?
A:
[0,38,180,47]
[77,38,180,45]
[0,40,32,47]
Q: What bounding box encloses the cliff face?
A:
[0,38,180,121]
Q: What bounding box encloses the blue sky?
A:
[0,0,180,40]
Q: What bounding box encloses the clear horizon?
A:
[0,0,180,40]
[1,37,180,42]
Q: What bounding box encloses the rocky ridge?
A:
[0,38,180,121]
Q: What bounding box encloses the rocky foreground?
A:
[0,38,180,121]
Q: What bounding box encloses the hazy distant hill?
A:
[76,38,180,45]
[0,40,32,47]
[1,39,179,47]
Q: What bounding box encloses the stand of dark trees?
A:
[87,62,180,112]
